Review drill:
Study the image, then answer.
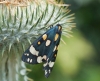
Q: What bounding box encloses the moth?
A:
[21,24,62,78]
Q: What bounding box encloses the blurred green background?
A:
[27,0,100,81]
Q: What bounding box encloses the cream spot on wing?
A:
[37,56,42,63]
[42,34,47,40]
[46,40,51,46]
[45,70,47,75]
[29,45,39,56]
[24,53,27,55]
[36,51,39,56]
[30,59,32,63]
[47,58,49,61]
[27,58,30,62]
[27,53,29,56]
[49,61,54,67]
[43,63,48,67]
[54,54,57,57]
[29,45,35,54]
[53,46,57,52]
[49,69,51,73]
[38,41,41,45]
[42,55,47,60]
[54,33,59,41]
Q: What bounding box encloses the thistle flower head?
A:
[0,0,75,80]
[0,0,75,55]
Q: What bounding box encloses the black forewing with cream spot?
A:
[21,24,62,78]
[43,32,61,78]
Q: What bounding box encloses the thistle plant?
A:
[0,0,75,81]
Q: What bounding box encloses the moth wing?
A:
[22,24,62,78]
[43,31,61,78]
[21,26,59,64]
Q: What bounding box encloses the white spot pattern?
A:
[46,40,51,46]
[53,46,56,52]
[27,54,29,56]
[30,59,32,63]
[49,69,51,73]
[45,70,47,75]
[27,58,30,62]
[29,45,39,56]
[49,61,54,67]
[43,63,48,67]
[37,56,42,63]
[42,55,47,60]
